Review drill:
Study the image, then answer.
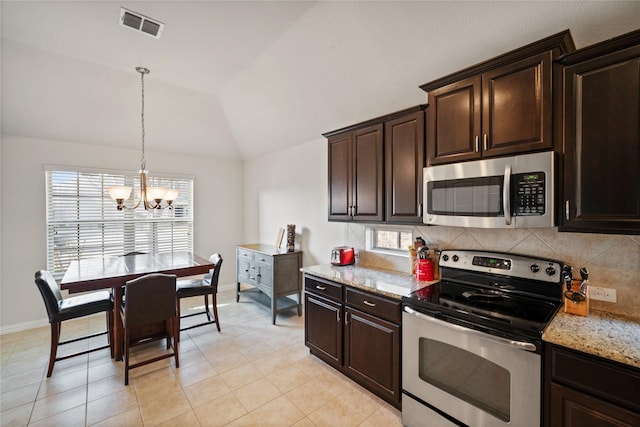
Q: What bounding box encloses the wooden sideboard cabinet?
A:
[236,244,303,324]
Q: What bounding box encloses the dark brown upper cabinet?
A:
[325,105,426,224]
[385,108,426,223]
[327,123,384,222]
[559,29,640,235]
[421,30,575,166]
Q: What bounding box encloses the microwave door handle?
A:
[503,165,512,225]
[403,306,537,352]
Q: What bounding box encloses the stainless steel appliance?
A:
[423,151,555,228]
[402,250,564,427]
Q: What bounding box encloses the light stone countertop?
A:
[303,264,640,370]
[543,310,640,369]
[300,264,436,300]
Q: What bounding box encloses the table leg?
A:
[113,286,124,361]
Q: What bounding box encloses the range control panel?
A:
[439,250,562,283]
[513,172,546,216]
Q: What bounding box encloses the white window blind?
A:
[45,168,193,278]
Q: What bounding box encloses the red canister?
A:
[416,258,434,281]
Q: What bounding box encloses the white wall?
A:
[0,135,244,331]
[243,138,344,267]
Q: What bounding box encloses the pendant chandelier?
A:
[107,66,178,210]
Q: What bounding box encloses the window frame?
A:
[366,226,413,256]
[45,165,194,279]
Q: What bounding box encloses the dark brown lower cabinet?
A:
[304,294,342,368]
[304,274,402,409]
[545,344,640,426]
[550,382,640,427]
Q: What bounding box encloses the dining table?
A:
[60,251,214,361]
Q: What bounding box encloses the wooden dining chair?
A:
[121,273,179,385]
[176,254,223,337]
[34,270,114,377]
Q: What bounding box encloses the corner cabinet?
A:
[544,344,640,426]
[421,30,574,165]
[325,105,427,224]
[304,274,402,409]
[559,29,640,235]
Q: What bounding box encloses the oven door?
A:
[402,307,542,427]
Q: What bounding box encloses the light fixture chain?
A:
[140,69,146,170]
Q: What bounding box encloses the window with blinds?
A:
[45,167,193,278]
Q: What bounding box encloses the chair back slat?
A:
[34,270,63,322]
[124,273,177,327]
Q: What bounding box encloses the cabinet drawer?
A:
[549,345,640,413]
[305,276,342,303]
[345,288,401,324]
[254,253,273,267]
[237,249,254,261]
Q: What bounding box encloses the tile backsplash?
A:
[346,224,640,319]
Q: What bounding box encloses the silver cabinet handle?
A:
[483,134,488,151]
[336,309,341,323]
[475,135,480,152]
[403,307,537,352]
[503,164,512,226]
[345,311,350,325]
[316,285,326,291]
[363,300,376,307]
[565,200,570,221]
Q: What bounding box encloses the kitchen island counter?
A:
[300,263,436,300]
[543,309,640,369]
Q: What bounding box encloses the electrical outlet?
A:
[589,286,617,303]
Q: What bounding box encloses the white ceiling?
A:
[2,1,639,160]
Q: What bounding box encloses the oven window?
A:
[428,176,503,216]
[418,338,510,422]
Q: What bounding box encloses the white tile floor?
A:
[0,287,402,426]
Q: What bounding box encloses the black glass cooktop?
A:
[403,280,562,339]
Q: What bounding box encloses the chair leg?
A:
[172,317,179,369]
[47,322,60,377]
[124,328,130,385]
[106,310,114,359]
[212,294,221,332]
[176,298,181,343]
[204,295,211,321]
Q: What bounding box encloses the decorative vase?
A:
[286,224,296,252]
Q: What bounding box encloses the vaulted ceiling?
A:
[2,1,639,160]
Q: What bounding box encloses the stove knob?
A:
[530,264,540,273]
[442,254,449,262]
[452,255,459,262]
[545,266,557,276]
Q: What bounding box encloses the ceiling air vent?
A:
[119,7,164,39]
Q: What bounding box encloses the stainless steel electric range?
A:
[401,249,564,427]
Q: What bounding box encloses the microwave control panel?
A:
[513,172,545,216]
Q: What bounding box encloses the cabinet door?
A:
[385,110,425,223]
[304,294,342,368]
[353,124,384,221]
[550,382,640,427]
[328,132,352,221]
[427,76,481,165]
[344,307,401,406]
[482,52,553,157]
[560,46,640,234]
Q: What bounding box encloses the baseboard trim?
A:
[0,318,49,335]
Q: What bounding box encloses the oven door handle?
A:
[403,306,537,352]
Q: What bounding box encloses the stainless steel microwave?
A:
[423,151,555,228]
